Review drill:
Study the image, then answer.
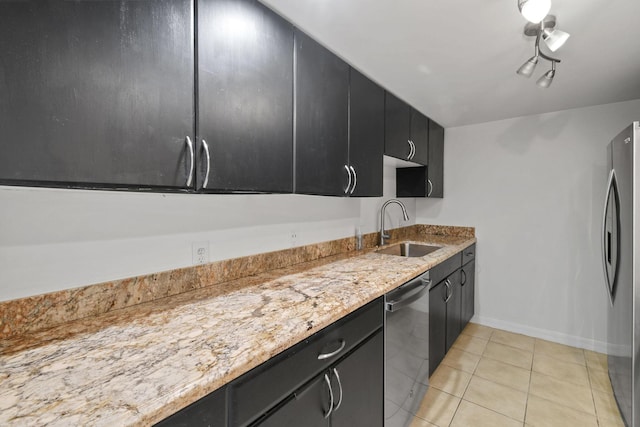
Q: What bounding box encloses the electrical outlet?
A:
[290,230,298,247]
[192,241,209,265]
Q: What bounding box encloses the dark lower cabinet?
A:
[197,0,293,193]
[294,29,349,196]
[429,281,448,376]
[461,259,476,327]
[259,375,329,427]
[153,386,226,427]
[0,0,194,190]
[445,270,462,353]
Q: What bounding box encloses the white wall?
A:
[417,99,640,352]
[0,157,415,302]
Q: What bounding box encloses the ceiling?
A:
[260,0,640,127]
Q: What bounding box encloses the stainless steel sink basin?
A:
[375,242,441,257]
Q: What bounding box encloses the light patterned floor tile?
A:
[441,348,481,374]
[593,389,624,423]
[483,341,533,370]
[414,388,460,427]
[452,333,488,356]
[461,323,494,340]
[451,400,523,427]
[525,395,598,427]
[490,330,535,352]
[463,376,527,421]
[528,371,595,415]
[429,364,472,397]
[534,339,586,365]
[588,366,613,393]
[532,353,590,387]
[474,357,531,392]
[584,350,608,372]
[410,417,438,427]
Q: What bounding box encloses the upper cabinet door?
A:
[348,69,384,197]
[0,0,194,189]
[197,0,293,193]
[294,29,349,196]
[384,92,412,161]
[410,109,428,165]
[427,120,444,198]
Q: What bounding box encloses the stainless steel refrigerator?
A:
[603,121,640,426]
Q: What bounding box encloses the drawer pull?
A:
[318,339,346,360]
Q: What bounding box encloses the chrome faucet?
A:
[379,199,409,246]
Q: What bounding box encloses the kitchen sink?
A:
[375,242,441,257]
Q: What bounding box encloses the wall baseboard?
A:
[471,315,609,354]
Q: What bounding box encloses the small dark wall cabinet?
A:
[197,0,294,193]
[347,69,385,197]
[427,120,445,198]
[294,29,349,196]
[396,166,429,198]
[384,92,428,165]
[0,0,194,190]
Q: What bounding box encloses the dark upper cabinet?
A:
[384,92,428,165]
[348,69,384,197]
[197,0,293,193]
[0,0,194,189]
[294,29,349,196]
[427,119,445,198]
[384,92,412,161]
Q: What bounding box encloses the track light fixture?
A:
[517,0,551,24]
[516,14,568,88]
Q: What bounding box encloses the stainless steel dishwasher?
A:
[384,270,431,427]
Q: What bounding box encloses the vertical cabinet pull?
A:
[202,139,211,189]
[332,368,343,411]
[323,373,334,419]
[444,279,452,303]
[410,140,416,160]
[406,140,413,160]
[427,179,433,197]
[344,165,352,194]
[185,136,194,187]
[349,166,357,194]
[461,269,467,286]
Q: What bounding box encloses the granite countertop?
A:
[0,232,475,426]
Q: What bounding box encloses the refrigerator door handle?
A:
[601,168,619,306]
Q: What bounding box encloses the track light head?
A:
[536,63,556,88]
[518,0,551,24]
[517,56,539,77]
[542,28,570,51]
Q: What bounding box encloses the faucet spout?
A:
[379,199,409,246]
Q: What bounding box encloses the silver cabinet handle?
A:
[461,269,467,286]
[444,279,452,303]
[332,368,343,411]
[427,179,433,197]
[323,373,334,419]
[410,140,416,160]
[202,139,211,189]
[344,165,352,194]
[386,278,431,312]
[349,166,357,195]
[406,140,413,160]
[185,136,194,187]
[318,339,346,360]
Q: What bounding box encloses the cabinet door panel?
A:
[294,29,349,196]
[429,281,447,376]
[0,0,194,189]
[258,375,329,427]
[384,92,412,161]
[427,120,444,198]
[445,270,462,351]
[410,109,428,165]
[197,0,293,192]
[331,331,384,427]
[348,69,384,197]
[461,260,475,327]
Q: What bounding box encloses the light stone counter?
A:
[0,228,475,426]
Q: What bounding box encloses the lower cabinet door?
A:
[429,281,447,376]
[445,270,462,352]
[258,374,330,427]
[331,331,384,427]
[461,260,475,327]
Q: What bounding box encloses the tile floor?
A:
[411,323,625,427]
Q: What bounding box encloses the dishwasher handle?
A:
[386,278,431,312]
